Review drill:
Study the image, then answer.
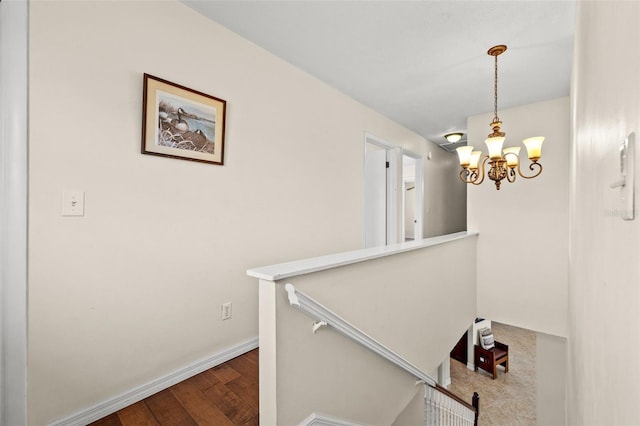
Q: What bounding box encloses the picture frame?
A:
[141,73,226,165]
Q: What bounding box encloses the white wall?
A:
[569,2,640,424]
[467,97,569,337]
[27,1,465,423]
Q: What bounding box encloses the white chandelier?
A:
[456,45,545,190]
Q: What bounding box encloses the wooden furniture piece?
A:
[450,330,468,365]
[474,341,509,379]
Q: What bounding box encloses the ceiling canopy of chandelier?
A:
[456,45,545,190]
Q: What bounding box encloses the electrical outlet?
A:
[221,302,232,320]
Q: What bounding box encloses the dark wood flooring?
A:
[90,349,259,426]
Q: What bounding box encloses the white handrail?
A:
[248,232,478,281]
[284,283,437,387]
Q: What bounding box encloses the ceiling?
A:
[182,1,575,152]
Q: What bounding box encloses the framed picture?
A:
[142,73,226,165]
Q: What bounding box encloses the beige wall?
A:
[536,332,566,426]
[27,1,465,423]
[424,152,467,238]
[569,2,640,424]
[467,97,569,337]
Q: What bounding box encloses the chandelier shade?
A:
[455,45,545,190]
[503,147,521,167]
[523,136,544,161]
[469,151,482,169]
[485,137,505,160]
[456,145,474,166]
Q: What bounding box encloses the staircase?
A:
[286,283,479,426]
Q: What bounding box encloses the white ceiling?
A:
[182,0,575,151]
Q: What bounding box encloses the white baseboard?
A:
[300,413,366,426]
[467,362,475,371]
[49,337,259,426]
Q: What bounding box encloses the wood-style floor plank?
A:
[144,388,198,425]
[186,368,219,393]
[203,381,258,426]
[116,401,159,426]
[209,363,241,384]
[170,379,235,426]
[89,349,259,426]
[225,355,258,385]
[91,413,122,426]
[225,375,259,411]
[243,348,258,365]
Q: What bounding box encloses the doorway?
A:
[364,134,398,248]
[364,135,424,247]
[402,151,424,242]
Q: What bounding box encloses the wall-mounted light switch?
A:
[62,191,85,216]
[610,133,635,220]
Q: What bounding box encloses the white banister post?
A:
[437,356,451,387]
[259,279,278,425]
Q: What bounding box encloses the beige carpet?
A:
[447,322,536,425]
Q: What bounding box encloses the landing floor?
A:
[447,322,536,425]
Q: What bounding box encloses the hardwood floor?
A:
[90,349,259,426]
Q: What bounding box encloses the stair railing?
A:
[426,385,479,426]
[285,283,479,426]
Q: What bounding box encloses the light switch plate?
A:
[610,133,635,220]
[619,133,634,220]
[62,191,85,216]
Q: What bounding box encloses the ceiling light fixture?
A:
[445,132,464,143]
[456,45,545,190]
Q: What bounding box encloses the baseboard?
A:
[49,337,259,426]
[467,362,475,371]
[300,413,366,426]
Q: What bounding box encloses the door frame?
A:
[0,1,29,424]
[364,132,399,247]
[401,149,424,241]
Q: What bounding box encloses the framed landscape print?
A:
[142,73,226,165]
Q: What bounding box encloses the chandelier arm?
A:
[504,152,517,183]
[516,161,543,179]
[459,168,472,183]
[459,168,480,184]
[459,155,490,185]
[471,155,489,185]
